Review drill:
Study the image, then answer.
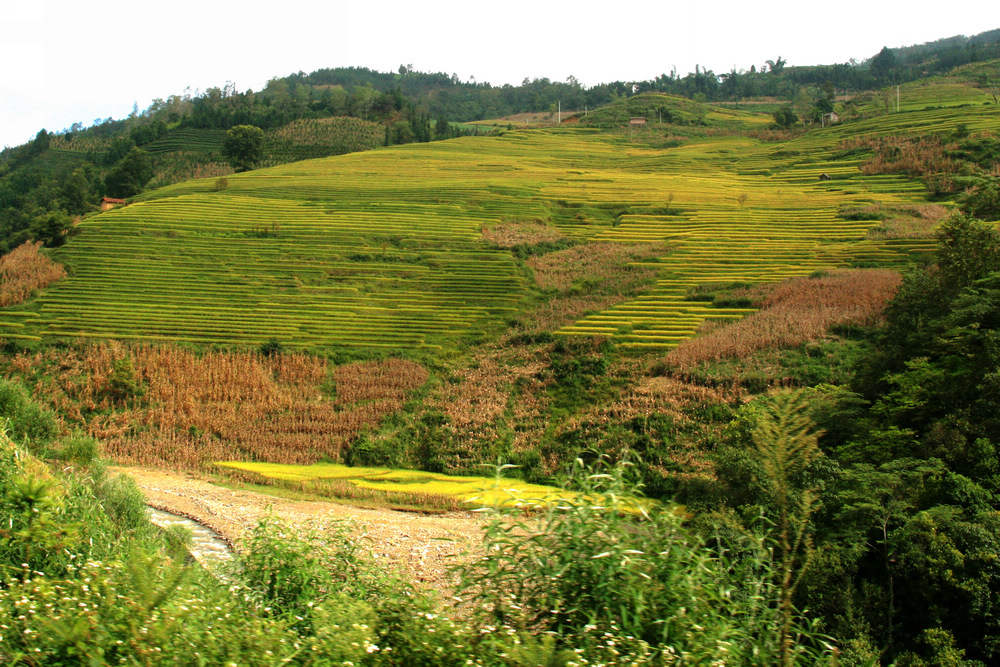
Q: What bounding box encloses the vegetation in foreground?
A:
[0,401,834,665]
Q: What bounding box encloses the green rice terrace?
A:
[2,90,997,353]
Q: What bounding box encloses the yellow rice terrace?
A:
[218,460,586,507]
[4,101,996,352]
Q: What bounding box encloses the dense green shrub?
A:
[53,432,99,465]
[960,176,1000,219]
[0,378,59,449]
[455,457,835,664]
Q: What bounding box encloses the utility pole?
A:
[558,100,561,125]
[897,85,900,112]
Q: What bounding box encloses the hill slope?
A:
[0,110,976,352]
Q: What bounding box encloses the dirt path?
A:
[116,466,485,591]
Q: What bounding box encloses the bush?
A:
[960,177,1000,219]
[0,378,59,449]
[94,472,148,532]
[103,357,145,404]
[773,105,798,129]
[54,432,99,465]
[454,457,835,664]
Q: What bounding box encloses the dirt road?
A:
[116,466,485,591]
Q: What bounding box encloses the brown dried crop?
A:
[481,222,566,248]
[667,269,902,370]
[841,135,957,183]
[333,358,429,404]
[5,343,428,469]
[424,344,549,454]
[0,241,67,306]
[528,242,668,292]
[850,203,951,239]
[747,128,806,142]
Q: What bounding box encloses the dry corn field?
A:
[0,242,66,307]
[5,343,428,468]
[481,221,567,247]
[528,242,671,292]
[428,344,550,454]
[666,269,902,370]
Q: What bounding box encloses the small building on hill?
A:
[629,117,647,127]
[821,112,840,127]
[101,197,126,211]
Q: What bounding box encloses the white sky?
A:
[2,1,997,148]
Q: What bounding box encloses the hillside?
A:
[577,92,772,128]
[6,90,996,350]
[2,53,1000,664]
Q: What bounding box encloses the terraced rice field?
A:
[3,97,993,351]
[217,460,579,507]
[142,128,227,154]
[32,192,525,349]
[854,59,1000,114]
[216,460,653,510]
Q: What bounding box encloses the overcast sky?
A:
[2,1,997,148]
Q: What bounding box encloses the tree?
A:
[30,129,50,155]
[60,167,94,214]
[810,94,834,123]
[102,135,136,166]
[222,124,264,172]
[389,120,414,145]
[104,148,153,198]
[793,87,813,123]
[961,177,1000,220]
[434,115,451,139]
[749,392,824,666]
[31,210,73,248]
[773,105,798,129]
[766,57,787,74]
[870,47,898,83]
[934,213,1000,296]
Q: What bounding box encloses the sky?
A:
[2,0,998,148]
